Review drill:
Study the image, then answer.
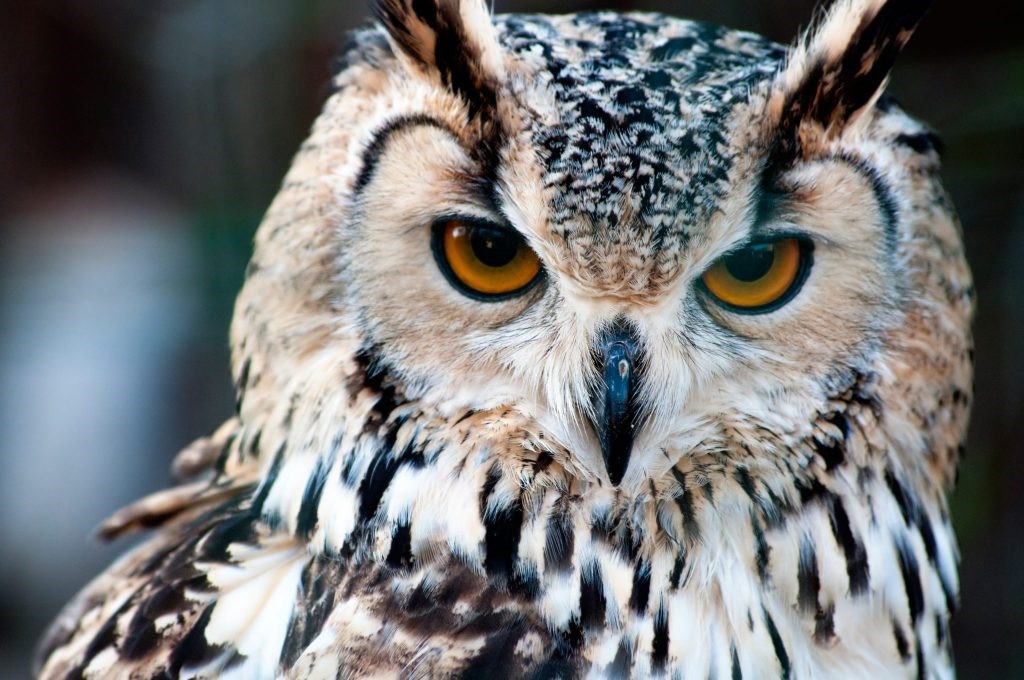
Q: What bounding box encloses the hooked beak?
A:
[591,321,642,486]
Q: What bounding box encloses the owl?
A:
[35,0,973,677]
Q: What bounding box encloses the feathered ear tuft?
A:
[373,0,503,117]
[771,0,932,150]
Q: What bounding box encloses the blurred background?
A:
[1,0,1020,675]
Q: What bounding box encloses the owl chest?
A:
[293,482,943,678]
[249,427,953,677]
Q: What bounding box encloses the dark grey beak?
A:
[592,321,642,486]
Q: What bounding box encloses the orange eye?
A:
[701,237,809,312]
[435,219,542,299]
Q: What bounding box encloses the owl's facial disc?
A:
[591,319,644,485]
[334,3,934,490]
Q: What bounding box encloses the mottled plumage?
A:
[37,0,972,677]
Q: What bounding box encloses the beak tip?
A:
[601,427,633,486]
[606,458,628,486]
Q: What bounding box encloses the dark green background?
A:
[1,1,1020,675]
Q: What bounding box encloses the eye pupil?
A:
[470,226,519,268]
[724,243,775,282]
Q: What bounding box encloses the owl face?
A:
[234,0,971,492]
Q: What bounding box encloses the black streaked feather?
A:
[828,495,870,595]
[579,562,607,631]
[357,448,404,522]
[731,643,742,680]
[896,536,924,623]
[386,520,414,570]
[166,605,223,675]
[295,454,333,537]
[629,562,651,614]
[762,606,791,679]
[651,603,669,672]
[483,493,525,585]
[544,508,574,573]
[751,511,770,584]
[797,535,820,614]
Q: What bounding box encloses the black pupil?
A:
[470,226,520,268]
[724,243,776,282]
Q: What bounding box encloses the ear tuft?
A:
[373,0,503,117]
[771,0,933,149]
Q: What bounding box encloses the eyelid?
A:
[422,212,524,237]
[751,217,843,250]
[744,225,811,246]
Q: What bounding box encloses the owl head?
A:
[231,0,972,496]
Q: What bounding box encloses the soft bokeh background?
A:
[1,0,1020,675]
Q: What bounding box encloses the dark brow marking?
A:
[833,152,899,254]
[353,114,457,195]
